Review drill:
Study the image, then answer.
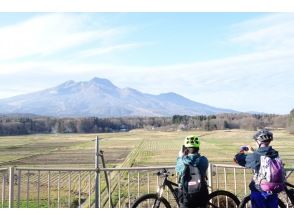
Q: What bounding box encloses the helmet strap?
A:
[256,140,262,148]
[257,140,270,148]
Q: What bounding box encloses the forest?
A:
[0,110,293,136]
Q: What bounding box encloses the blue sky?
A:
[0,12,293,114]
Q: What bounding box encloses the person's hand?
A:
[178,149,184,157]
[248,146,255,152]
[239,145,254,153]
[240,146,249,152]
[179,145,188,157]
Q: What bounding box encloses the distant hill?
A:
[0,113,39,118]
[0,77,237,117]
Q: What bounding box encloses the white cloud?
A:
[0,13,129,61]
[0,13,293,114]
[230,13,294,50]
[0,48,293,114]
[78,42,146,57]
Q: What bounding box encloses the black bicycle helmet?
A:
[253,129,273,142]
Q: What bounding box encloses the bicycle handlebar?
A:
[155,168,174,177]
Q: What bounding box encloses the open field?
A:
[0,129,293,208]
[132,129,294,168]
[0,129,293,168]
[0,133,137,168]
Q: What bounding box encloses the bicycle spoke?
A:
[207,190,240,208]
[208,196,238,208]
[207,202,218,208]
[132,194,171,208]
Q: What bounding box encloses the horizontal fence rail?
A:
[0,164,293,208]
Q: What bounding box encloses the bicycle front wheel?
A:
[207,190,240,208]
[131,193,171,208]
[239,195,286,208]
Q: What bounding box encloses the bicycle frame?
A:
[133,168,240,208]
[156,171,180,206]
[284,170,294,206]
[284,182,294,206]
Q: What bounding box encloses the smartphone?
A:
[182,145,188,155]
[182,145,186,152]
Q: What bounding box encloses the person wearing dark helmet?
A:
[234,129,285,208]
[176,135,209,208]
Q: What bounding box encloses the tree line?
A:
[0,111,293,136]
[288,109,294,134]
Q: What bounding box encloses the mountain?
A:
[0,77,237,117]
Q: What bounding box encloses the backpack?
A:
[255,155,285,193]
[182,164,202,195]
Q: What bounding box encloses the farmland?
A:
[0,129,293,208]
[0,129,293,168]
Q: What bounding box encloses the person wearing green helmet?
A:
[175,135,209,208]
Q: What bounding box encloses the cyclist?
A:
[176,135,209,208]
[234,129,285,208]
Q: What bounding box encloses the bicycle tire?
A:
[207,190,240,208]
[131,193,172,208]
[239,195,286,208]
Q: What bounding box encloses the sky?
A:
[0,12,293,114]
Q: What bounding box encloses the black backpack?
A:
[182,164,202,195]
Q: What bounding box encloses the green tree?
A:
[287,109,294,134]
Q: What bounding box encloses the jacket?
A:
[176,153,208,187]
[235,145,280,192]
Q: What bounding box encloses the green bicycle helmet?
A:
[184,135,200,148]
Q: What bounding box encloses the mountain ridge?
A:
[0,77,237,117]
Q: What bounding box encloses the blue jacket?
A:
[176,153,208,186]
[235,146,280,192]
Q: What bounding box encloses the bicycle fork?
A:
[153,185,165,208]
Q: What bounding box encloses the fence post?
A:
[95,136,100,208]
[207,163,213,193]
[8,167,14,208]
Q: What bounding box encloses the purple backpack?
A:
[256,155,285,193]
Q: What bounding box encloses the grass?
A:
[1,129,293,168]
[0,132,139,168]
[0,129,293,208]
[128,129,294,167]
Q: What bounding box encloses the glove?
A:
[234,153,246,166]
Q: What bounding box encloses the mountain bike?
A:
[131,168,240,208]
[239,170,294,208]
